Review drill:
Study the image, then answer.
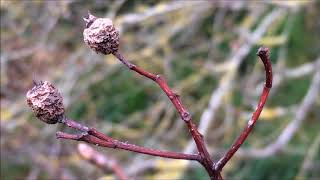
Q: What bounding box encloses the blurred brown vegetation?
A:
[1,1,319,180]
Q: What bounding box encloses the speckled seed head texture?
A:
[83,13,120,55]
[26,81,65,124]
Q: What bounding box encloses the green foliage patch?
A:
[88,70,153,123]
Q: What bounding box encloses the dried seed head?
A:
[26,81,65,124]
[83,12,119,55]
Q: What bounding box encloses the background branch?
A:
[77,143,128,180]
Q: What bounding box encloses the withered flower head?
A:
[83,11,120,55]
[26,81,65,124]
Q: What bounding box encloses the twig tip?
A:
[83,10,97,28]
[256,47,269,57]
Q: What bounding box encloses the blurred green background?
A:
[1,0,319,180]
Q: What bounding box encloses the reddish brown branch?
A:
[113,51,192,122]
[113,51,215,178]
[27,22,272,179]
[59,117,113,142]
[214,47,272,172]
[56,117,200,161]
[24,9,274,179]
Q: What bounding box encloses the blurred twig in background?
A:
[77,143,128,180]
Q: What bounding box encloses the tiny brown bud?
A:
[26,81,65,124]
[256,47,269,59]
[83,12,120,55]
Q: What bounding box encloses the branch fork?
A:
[26,12,273,180]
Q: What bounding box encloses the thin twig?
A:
[210,70,319,159]
[112,51,215,178]
[296,133,320,179]
[56,117,200,161]
[214,47,272,172]
[185,9,283,155]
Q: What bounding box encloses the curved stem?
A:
[113,51,215,178]
[215,47,272,171]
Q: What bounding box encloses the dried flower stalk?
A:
[26,12,273,180]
